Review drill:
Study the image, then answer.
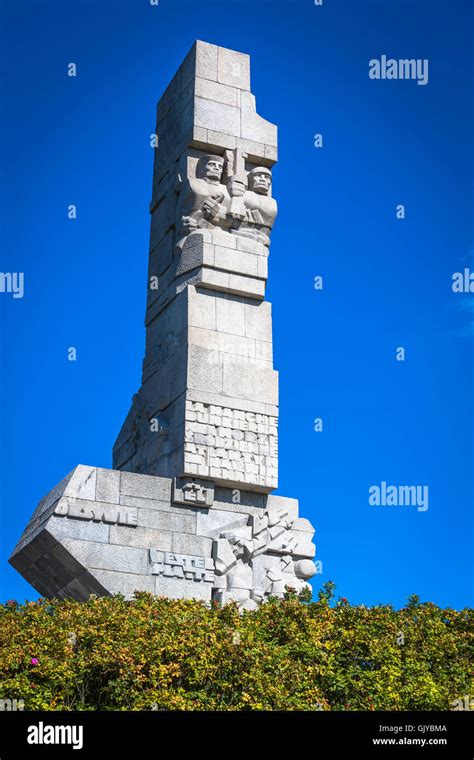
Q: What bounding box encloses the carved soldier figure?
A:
[236,166,278,247]
[176,154,230,242]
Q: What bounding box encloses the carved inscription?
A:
[184,401,278,488]
[172,477,214,507]
[54,501,138,527]
[149,550,214,583]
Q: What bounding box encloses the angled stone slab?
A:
[9,466,207,601]
[10,465,316,606]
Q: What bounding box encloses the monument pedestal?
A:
[10,466,316,608]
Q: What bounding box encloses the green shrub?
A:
[0,585,471,711]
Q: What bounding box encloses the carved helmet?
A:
[248,165,272,191]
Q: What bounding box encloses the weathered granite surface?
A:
[10,465,316,608]
[113,41,280,490]
[10,42,317,608]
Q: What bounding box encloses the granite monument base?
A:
[9,465,316,609]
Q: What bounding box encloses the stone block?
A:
[244,301,273,342]
[199,267,230,290]
[240,91,277,146]
[195,97,240,137]
[195,77,239,107]
[257,257,268,279]
[206,129,237,151]
[237,137,266,160]
[255,339,273,363]
[188,286,216,330]
[31,470,75,522]
[214,487,270,514]
[188,326,257,363]
[217,46,250,90]
[138,508,197,534]
[64,466,97,501]
[154,575,213,601]
[143,348,188,410]
[199,266,265,298]
[214,246,259,278]
[57,573,105,602]
[209,230,237,249]
[194,40,218,82]
[197,508,249,537]
[215,294,245,336]
[265,144,278,162]
[118,494,173,512]
[227,273,265,299]
[235,236,267,255]
[61,539,149,575]
[12,513,54,560]
[191,125,208,145]
[12,527,59,569]
[96,468,121,504]
[49,514,110,543]
[109,525,173,551]
[120,472,172,502]
[176,238,215,276]
[222,363,278,405]
[91,569,155,598]
[187,345,224,394]
[172,533,213,556]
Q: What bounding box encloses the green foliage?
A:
[0,588,471,711]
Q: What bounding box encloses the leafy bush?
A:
[0,584,471,711]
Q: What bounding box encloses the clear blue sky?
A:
[1,0,472,609]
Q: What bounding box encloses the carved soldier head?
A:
[197,154,225,183]
[248,166,272,196]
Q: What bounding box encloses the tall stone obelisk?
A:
[10,42,317,609]
[113,41,279,492]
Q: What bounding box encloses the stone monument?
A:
[10,42,317,610]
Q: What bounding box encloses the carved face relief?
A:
[198,155,224,183]
[249,168,272,195]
